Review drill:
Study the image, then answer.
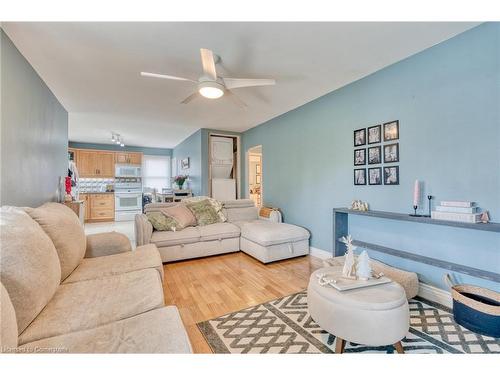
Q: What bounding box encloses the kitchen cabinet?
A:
[81,193,114,222]
[76,150,115,177]
[80,193,91,221]
[115,152,142,165]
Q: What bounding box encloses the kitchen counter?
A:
[80,191,114,194]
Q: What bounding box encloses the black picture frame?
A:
[354,148,366,166]
[383,120,399,141]
[383,166,400,185]
[368,124,381,144]
[354,168,367,185]
[354,128,366,146]
[368,167,382,185]
[383,143,399,163]
[368,146,381,164]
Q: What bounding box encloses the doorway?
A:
[247,145,262,207]
[208,133,241,200]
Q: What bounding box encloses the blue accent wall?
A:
[172,129,203,195]
[1,30,68,207]
[68,142,172,156]
[241,23,500,290]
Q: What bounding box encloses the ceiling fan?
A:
[140,48,276,107]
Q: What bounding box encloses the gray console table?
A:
[332,208,500,283]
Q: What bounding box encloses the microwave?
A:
[115,164,141,178]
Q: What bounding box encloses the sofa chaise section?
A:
[135,198,311,264]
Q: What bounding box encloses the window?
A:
[142,155,171,192]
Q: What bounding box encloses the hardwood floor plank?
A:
[163,252,322,353]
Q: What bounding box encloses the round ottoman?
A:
[307,267,409,353]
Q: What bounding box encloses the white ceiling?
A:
[3,22,479,148]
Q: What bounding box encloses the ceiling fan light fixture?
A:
[198,81,224,99]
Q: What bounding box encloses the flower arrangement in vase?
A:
[173,175,189,189]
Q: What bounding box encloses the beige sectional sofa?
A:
[0,203,192,353]
[135,199,310,263]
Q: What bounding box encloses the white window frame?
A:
[142,155,171,192]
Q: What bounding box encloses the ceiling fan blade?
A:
[140,72,196,83]
[223,78,276,89]
[180,92,199,104]
[226,90,247,108]
[200,48,217,80]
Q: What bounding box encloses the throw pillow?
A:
[159,204,197,228]
[184,196,227,222]
[185,199,221,226]
[146,212,179,231]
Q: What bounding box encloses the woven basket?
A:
[445,275,500,338]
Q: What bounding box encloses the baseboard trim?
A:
[310,247,331,260]
[418,282,452,308]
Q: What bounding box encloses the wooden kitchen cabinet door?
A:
[77,150,98,177]
[115,152,128,164]
[97,152,115,177]
[80,193,91,221]
[127,152,142,165]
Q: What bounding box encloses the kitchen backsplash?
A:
[79,178,114,193]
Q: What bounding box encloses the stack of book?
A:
[431,201,481,223]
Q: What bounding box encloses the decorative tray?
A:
[317,270,392,291]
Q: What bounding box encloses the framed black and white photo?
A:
[354,148,366,166]
[354,168,366,185]
[368,125,381,144]
[353,128,366,146]
[368,146,381,164]
[181,157,190,170]
[383,120,399,141]
[384,166,399,185]
[383,143,399,163]
[368,167,382,185]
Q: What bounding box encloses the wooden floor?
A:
[163,252,323,353]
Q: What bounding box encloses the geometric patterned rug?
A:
[197,291,500,354]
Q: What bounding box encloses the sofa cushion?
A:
[222,199,255,209]
[18,269,164,345]
[27,202,86,281]
[186,199,221,226]
[85,231,132,258]
[160,204,197,229]
[146,211,180,231]
[184,196,227,222]
[19,307,192,353]
[240,220,310,247]
[223,206,259,222]
[0,207,61,333]
[151,227,201,247]
[63,244,164,284]
[198,222,241,241]
[0,282,18,351]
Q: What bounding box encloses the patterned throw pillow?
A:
[146,212,179,231]
[183,196,227,222]
[185,199,221,226]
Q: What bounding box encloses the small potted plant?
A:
[173,175,189,189]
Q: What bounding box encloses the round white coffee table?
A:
[307,267,409,354]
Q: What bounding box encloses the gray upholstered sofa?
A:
[0,203,192,353]
[135,199,310,263]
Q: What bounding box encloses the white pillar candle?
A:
[413,180,420,207]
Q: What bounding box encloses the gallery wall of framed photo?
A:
[353,120,399,186]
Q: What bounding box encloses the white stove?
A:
[114,178,142,221]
